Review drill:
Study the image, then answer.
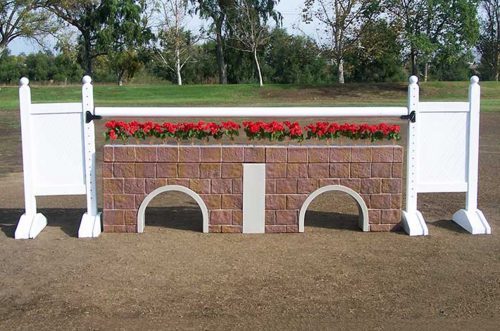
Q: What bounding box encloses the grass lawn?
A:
[0,80,498,112]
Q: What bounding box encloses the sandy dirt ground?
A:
[0,111,498,330]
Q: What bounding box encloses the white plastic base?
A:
[78,212,102,238]
[402,210,429,236]
[15,213,47,239]
[452,209,491,235]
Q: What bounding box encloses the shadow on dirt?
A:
[428,219,469,234]
[145,207,203,232]
[0,208,85,238]
[305,211,361,231]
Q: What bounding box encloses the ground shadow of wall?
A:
[304,211,361,231]
[145,207,203,232]
[0,208,85,238]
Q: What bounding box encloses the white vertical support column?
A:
[15,78,47,239]
[78,76,101,238]
[243,164,266,233]
[402,76,428,236]
[452,76,491,234]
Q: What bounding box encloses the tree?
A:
[0,1,55,53]
[154,0,201,85]
[226,0,280,86]
[264,28,330,84]
[46,0,152,77]
[302,0,381,84]
[190,0,231,84]
[345,20,405,82]
[385,0,479,80]
[478,0,499,81]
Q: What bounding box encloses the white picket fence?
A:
[15,76,490,239]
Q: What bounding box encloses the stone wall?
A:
[102,145,403,233]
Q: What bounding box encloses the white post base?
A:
[402,210,429,236]
[78,212,102,238]
[15,213,47,239]
[452,209,491,235]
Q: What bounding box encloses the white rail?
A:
[94,106,408,118]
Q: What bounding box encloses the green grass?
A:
[0,80,498,112]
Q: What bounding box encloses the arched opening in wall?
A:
[138,185,209,233]
[299,185,369,233]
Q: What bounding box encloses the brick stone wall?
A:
[102,145,403,233]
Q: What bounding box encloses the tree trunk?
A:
[176,48,182,86]
[254,48,263,87]
[82,32,93,75]
[424,62,429,82]
[338,58,345,84]
[215,16,227,84]
[410,48,418,76]
[117,72,124,86]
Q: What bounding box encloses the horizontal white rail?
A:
[419,102,469,113]
[31,103,82,115]
[94,106,408,118]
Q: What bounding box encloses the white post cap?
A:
[470,76,479,84]
[20,77,29,86]
[409,76,419,84]
[82,75,92,84]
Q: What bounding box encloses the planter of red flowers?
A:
[105,120,400,144]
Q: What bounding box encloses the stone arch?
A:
[137,185,209,233]
[299,185,369,232]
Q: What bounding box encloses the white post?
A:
[401,76,428,236]
[15,78,47,239]
[452,76,491,234]
[466,76,480,211]
[78,76,101,238]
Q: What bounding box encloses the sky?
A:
[8,0,313,55]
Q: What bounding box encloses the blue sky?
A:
[9,0,311,55]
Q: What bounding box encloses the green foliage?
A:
[477,0,500,81]
[345,20,406,82]
[264,29,331,84]
[0,1,56,51]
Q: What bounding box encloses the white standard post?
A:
[15,78,47,239]
[401,76,428,236]
[78,76,101,238]
[452,76,491,234]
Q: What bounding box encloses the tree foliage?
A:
[478,0,500,80]
[385,0,479,80]
[0,0,56,53]
[46,0,152,78]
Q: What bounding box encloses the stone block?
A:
[222,147,244,162]
[200,163,221,178]
[157,163,177,178]
[244,147,265,162]
[221,163,243,178]
[288,147,308,163]
[266,147,287,163]
[210,210,232,225]
[157,146,178,162]
[135,146,157,162]
[308,164,330,178]
[179,146,200,162]
[330,147,351,162]
[201,147,221,162]
[266,163,287,178]
[330,163,350,178]
[211,179,233,194]
[124,178,145,194]
[135,163,156,178]
[178,163,200,178]
[276,179,298,194]
[308,148,329,163]
[287,163,308,178]
[266,195,286,210]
